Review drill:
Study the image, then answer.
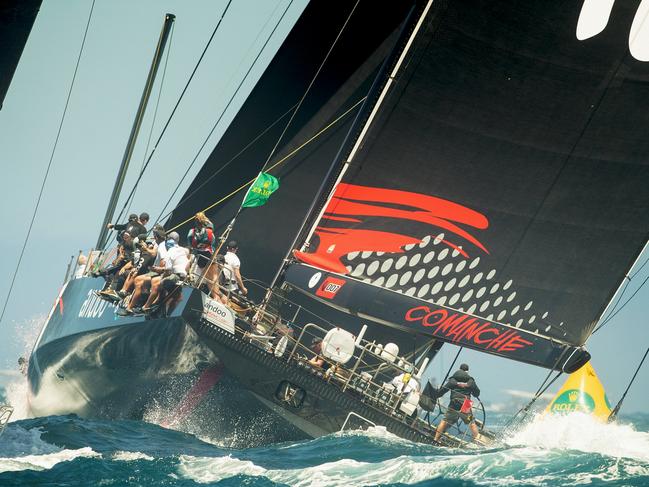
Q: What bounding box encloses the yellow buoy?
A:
[545,361,612,420]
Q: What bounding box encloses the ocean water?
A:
[1,383,648,486]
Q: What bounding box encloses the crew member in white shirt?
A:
[223,240,247,295]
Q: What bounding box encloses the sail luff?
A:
[301,0,435,251]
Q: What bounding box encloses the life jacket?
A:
[189,224,216,253]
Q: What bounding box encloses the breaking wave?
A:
[0,408,647,486]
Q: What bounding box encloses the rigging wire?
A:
[152,0,296,228]
[608,345,649,421]
[592,272,649,335]
[0,0,97,326]
[258,0,362,173]
[164,96,366,233]
[123,21,176,221]
[110,0,235,234]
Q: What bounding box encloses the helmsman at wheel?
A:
[434,363,481,442]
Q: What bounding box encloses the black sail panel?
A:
[296,0,649,347]
[166,1,413,297]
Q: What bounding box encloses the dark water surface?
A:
[1,385,648,486]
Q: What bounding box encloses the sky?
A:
[0,0,647,416]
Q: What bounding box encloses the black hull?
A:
[28,278,305,445]
[185,297,458,446]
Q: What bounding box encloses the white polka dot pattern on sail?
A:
[399,271,412,286]
[444,277,456,291]
[361,251,373,259]
[449,293,461,306]
[351,263,365,277]
[462,289,473,302]
[386,274,399,288]
[428,266,439,278]
[423,251,436,263]
[433,233,445,245]
[409,254,421,267]
[473,272,483,284]
[431,281,443,295]
[417,284,430,297]
[413,269,426,283]
[476,287,486,298]
[437,295,447,306]
[405,287,417,296]
[348,251,359,260]
[458,275,470,288]
[381,259,393,273]
[469,256,480,269]
[441,263,453,276]
[366,261,380,276]
[438,248,449,261]
[404,243,416,251]
[456,260,467,273]
[486,269,496,280]
[395,256,408,270]
[419,235,431,248]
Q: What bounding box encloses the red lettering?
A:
[498,334,534,352]
[405,306,431,322]
[474,327,500,344]
[423,309,448,328]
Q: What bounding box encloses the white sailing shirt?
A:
[165,246,189,277]
[223,251,241,290]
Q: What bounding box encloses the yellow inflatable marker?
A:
[545,361,612,420]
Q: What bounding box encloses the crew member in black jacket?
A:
[434,363,481,442]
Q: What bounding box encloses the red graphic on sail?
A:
[295,183,489,274]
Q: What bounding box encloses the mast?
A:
[96,13,175,250]
[268,1,430,291]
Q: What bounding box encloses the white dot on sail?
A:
[348,251,359,260]
[515,319,523,328]
[494,296,503,307]
[417,284,430,297]
[511,305,520,316]
[433,233,445,245]
[529,315,536,324]
[459,275,470,288]
[409,254,421,267]
[545,325,552,332]
[428,267,439,278]
[405,287,417,296]
[361,251,373,259]
[497,310,507,321]
[449,293,460,306]
[399,271,412,286]
[507,291,516,302]
[524,301,533,311]
[437,295,447,306]
[462,289,473,302]
[373,276,385,287]
[413,269,426,283]
[451,247,461,258]
[386,274,399,288]
[486,313,494,321]
[503,279,512,290]
[366,261,380,276]
[479,301,490,312]
[444,278,456,292]
[381,259,393,273]
[423,251,436,263]
[376,252,384,256]
[442,263,453,276]
[395,256,408,270]
[486,269,496,280]
[351,263,365,277]
[467,303,477,314]
[542,311,548,319]
[419,236,431,248]
[455,260,466,273]
[404,244,416,251]
[469,257,480,269]
[438,249,449,261]
[473,272,483,284]
[346,265,352,273]
[431,282,443,295]
[476,287,486,298]
[490,283,499,294]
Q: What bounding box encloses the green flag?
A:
[242,172,279,208]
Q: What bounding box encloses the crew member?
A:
[434,363,481,442]
[222,240,247,295]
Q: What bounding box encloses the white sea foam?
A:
[0,447,99,473]
[0,423,99,473]
[504,412,649,463]
[112,451,154,462]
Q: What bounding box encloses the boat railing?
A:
[0,405,13,440]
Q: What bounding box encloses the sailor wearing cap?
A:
[223,240,247,295]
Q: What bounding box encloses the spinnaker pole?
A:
[96,13,175,250]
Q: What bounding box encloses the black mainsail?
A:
[287,0,649,372]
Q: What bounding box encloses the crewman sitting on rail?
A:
[141,232,189,313]
[125,225,166,314]
[99,231,136,300]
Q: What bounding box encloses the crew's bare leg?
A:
[143,276,162,309]
[434,420,448,442]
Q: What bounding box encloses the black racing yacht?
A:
[27,1,429,444]
[169,0,649,445]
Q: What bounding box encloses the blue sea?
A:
[1,383,648,486]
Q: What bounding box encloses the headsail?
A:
[292,0,649,364]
